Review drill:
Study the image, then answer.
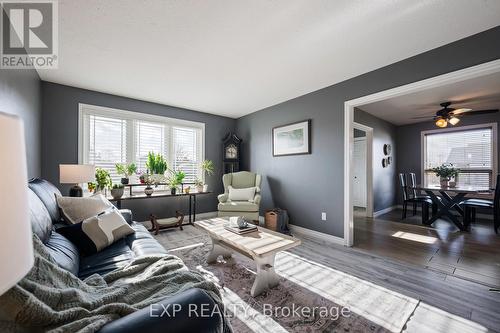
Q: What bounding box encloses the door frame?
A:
[343,58,500,247]
[353,123,373,219]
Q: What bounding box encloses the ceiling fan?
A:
[413,102,499,128]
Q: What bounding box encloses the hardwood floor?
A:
[354,207,500,289]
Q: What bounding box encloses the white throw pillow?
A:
[228,186,256,201]
[56,194,114,224]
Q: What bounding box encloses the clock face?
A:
[225,144,238,159]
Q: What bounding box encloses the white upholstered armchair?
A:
[217,171,262,222]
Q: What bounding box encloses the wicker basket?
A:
[264,210,278,231]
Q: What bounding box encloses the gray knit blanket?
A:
[0,235,231,333]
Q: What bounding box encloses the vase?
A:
[196,184,204,193]
[440,177,449,187]
[203,184,208,192]
[144,185,154,196]
[111,188,124,199]
[121,177,129,185]
[170,187,177,195]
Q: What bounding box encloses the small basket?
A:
[264,210,278,231]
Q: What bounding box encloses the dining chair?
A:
[459,174,500,234]
[408,172,437,216]
[399,173,433,222]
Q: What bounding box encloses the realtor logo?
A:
[1,0,58,69]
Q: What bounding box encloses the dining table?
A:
[414,184,492,231]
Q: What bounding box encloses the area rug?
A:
[152,225,416,333]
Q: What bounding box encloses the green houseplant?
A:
[111,183,124,199]
[94,168,112,193]
[432,163,459,187]
[146,152,168,175]
[200,159,214,192]
[115,163,137,184]
[168,170,185,195]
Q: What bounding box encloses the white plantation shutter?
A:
[135,121,166,172]
[172,127,201,183]
[80,104,204,188]
[423,126,495,187]
[87,115,127,183]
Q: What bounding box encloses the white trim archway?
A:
[343,59,500,247]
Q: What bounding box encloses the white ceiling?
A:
[359,71,500,126]
[37,0,500,118]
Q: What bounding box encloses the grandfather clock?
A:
[222,132,242,174]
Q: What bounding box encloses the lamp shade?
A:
[0,112,33,295]
[60,164,95,184]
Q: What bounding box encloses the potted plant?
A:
[94,168,112,194]
[168,170,185,195]
[194,178,204,193]
[146,152,168,175]
[115,163,137,184]
[111,183,124,199]
[432,163,459,187]
[143,174,154,196]
[200,159,214,192]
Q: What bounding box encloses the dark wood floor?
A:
[354,207,500,289]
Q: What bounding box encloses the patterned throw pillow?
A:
[56,194,113,224]
[58,209,134,255]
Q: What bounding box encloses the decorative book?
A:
[224,224,258,235]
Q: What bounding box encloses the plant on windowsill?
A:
[143,174,155,196]
[111,183,124,200]
[168,170,185,195]
[94,168,112,194]
[115,163,137,185]
[194,178,204,193]
[432,163,459,187]
[200,159,214,192]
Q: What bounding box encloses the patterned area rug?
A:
[152,225,414,333]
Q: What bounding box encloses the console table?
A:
[108,190,212,225]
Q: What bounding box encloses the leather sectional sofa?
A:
[27,178,222,332]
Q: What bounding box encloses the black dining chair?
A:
[459,174,500,234]
[399,173,434,223]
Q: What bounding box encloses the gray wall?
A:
[0,68,41,178]
[354,108,397,212]
[41,82,236,221]
[396,112,500,204]
[236,26,500,238]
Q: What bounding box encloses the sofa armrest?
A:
[119,209,133,224]
[97,288,223,333]
[253,194,261,205]
[217,193,228,203]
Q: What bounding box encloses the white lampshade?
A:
[0,113,33,295]
[60,164,95,184]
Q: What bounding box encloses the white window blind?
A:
[135,120,166,172]
[172,127,200,183]
[423,126,495,188]
[80,104,204,187]
[87,115,127,183]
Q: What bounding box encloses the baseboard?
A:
[288,224,345,246]
[373,205,398,217]
[395,204,493,220]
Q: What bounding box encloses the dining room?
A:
[349,61,500,290]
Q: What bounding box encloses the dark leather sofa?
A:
[27,178,222,333]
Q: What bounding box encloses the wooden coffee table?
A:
[195,218,301,297]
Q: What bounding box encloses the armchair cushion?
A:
[230,171,257,189]
[218,201,259,212]
[228,186,256,201]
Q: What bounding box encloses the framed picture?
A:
[272,120,311,156]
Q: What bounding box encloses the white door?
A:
[353,138,367,207]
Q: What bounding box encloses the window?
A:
[422,124,497,188]
[79,104,204,185]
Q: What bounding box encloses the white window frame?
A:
[78,103,206,183]
[420,122,498,187]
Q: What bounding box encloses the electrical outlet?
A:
[321,212,327,221]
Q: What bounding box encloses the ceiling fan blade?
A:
[450,108,472,115]
[459,109,499,116]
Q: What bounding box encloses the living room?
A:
[1,1,500,332]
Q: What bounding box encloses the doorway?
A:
[352,122,373,220]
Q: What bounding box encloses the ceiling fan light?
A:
[448,116,460,125]
[435,118,447,128]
